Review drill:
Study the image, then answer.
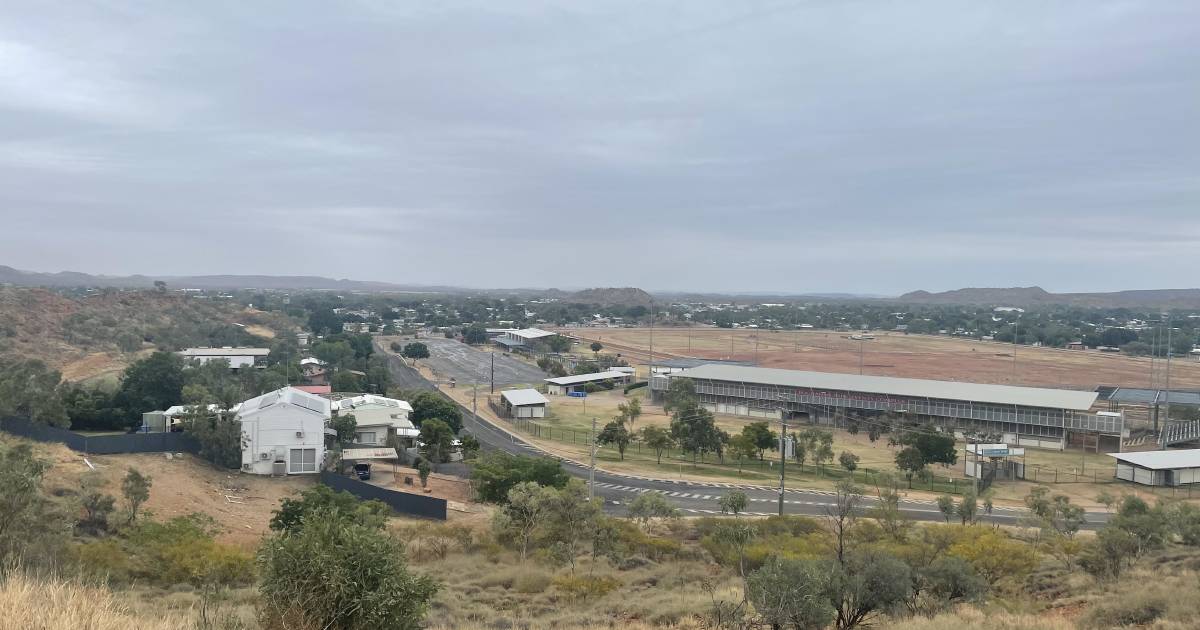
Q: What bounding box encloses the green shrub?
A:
[259,510,439,630]
[74,539,133,583]
[623,382,647,393]
[512,571,553,594]
[552,574,620,601]
[76,514,254,588]
[1085,591,1169,627]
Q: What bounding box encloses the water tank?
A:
[141,411,167,433]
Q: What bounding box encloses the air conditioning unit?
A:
[241,464,252,471]
[295,431,304,438]
[260,452,270,460]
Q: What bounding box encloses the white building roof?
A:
[180,347,270,357]
[509,328,556,340]
[332,394,413,414]
[300,357,327,366]
[545,370,630,386]
[341,447,401,461]
[236,386,331,419]
[1110,449,1200,470]
[501,389,550,406]
[669,364,1099,411]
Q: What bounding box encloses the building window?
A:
[290,448,317,473]
[355,431,377,444]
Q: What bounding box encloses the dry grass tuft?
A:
[0,573,195,630]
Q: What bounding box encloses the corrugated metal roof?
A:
[341,447,400,461]
[1110,449,1200,470]
[1102,387,1200,407]
[546,370,630,386]
[653,358,753,369]
[670,364,1099,411]
[510,328,556,340]
[333,395,413,413]
[237,386,331,418]
[501,389,549,406]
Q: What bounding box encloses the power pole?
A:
[1165,314,1173,425]
[490,352,495,394]
[969,432,978,496]
[648,301,654,388]
[589,416,597,502]
[778,420,787,516]
[858,337,864,375]
[1012,317,1018,380]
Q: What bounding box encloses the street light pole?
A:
[778,420,787,516]
[648,301,654,389]
[859,337,864,375]
[589,416,597,502]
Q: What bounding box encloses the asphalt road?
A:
[417,337,547,386]
[374,341,436,391]
[379,352,1111,528]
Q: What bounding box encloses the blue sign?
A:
[568,391,588,398]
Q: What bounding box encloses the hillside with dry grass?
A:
[0,287,297,383]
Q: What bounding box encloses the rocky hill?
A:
[0,287,296,382]
[560,287,654,306]
[898,286,1200,308]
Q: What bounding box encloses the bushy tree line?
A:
[703,481,1004,629]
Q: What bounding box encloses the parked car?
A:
[353,463,371,480]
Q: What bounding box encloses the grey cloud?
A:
[1,1,1198,294]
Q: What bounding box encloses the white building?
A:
[495,327,558,350]
[500,389,549,418]
[179,347,270,369]
[1111,449,1200,486]
[545,370,631,395]
[331,394,419,447]
[237,387,331,475]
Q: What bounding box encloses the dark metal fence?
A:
[320,471,447,520]
[0,416,200,455]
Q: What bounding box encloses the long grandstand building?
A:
[650,364,1124,451]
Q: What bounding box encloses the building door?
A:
[289,448,317,474]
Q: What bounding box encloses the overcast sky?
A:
[2,1,1198,295]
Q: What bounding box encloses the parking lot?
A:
[417,337,547,386]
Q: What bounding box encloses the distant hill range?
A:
[0,265,656,305]
[898,286,1200,309]
[0,265,466,293]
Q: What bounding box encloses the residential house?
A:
[331,394,419,447]
[300,357,329,385]
[237,387,331,476]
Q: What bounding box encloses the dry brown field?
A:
[561,327,1200,391]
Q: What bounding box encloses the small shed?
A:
[1111,449,1200,486]
[964,443,1025,481]
[500,389,549,418]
